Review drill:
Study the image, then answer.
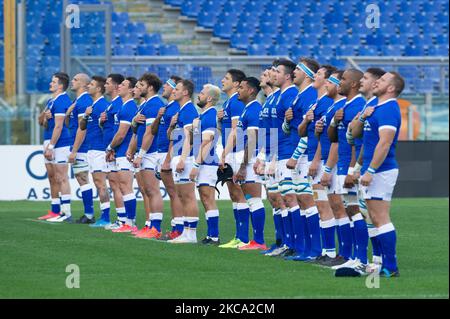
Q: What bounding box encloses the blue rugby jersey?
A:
[362,98,401,174]
[274,85,298,160]
[45,92,72,148]
[172,101,199,157]
[85,96,109,151]
[319,97,347,161]
[259,90,277,158]
[157,100,180,153]
[114,98,138,157]
[103,96,123,147]
[193,106,219,166]
[68,92,93,153]
[136,95,165,153]
[221,92,245,152]
[336,94,366,175]
[306,94,334,161]
[290,84,318,152]
[237,100,262,155]
[354,96,378,158]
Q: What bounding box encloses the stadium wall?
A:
[0,142,447,200]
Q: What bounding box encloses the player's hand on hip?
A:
[44,148,54,161]
[133,156,142,168]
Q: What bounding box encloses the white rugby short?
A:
[116,156,133,171]
[293,155,313,195]
[43,140,70,165]
[87,150,107,173]
[360,168,399,202]
[276,159,295,195]
[171,155,194,184]
[72,152,89,174]
[196,165,218,188]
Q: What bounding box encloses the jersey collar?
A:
[146,94,159,103]
[376,98,397,107]
[281,84,296,94]
[345,94,364,106]
[245,99,258,108]
[54,91,67,100]
[201,106,215,115]
[180,100,192,110]
[123,98,135,105]
[76,91,88,101]
[93,96,105,105]
[299,83,314,95]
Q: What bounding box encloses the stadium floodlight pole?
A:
[17,0,26,100]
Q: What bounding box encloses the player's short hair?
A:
[204,84,221,105]
[333,70,345,80]
[277,58,296,81]
[388,71,405,96]
[92,75,106,94]
[180,79,194,97]
[300,57,320,74]
[126,76,137,89]
[365,67,386,80]
[243,77,261,96]
[321,64,338,79]
[227,69,246,83]
[170,75,183,84]
[139,73,162,93]
[107,73,125,86]
[53,72,70,91]
[272,58,281,68]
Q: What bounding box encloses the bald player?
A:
[66,73,95,222]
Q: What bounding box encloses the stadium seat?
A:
[230,33,252,50]
[137,45,158,56]
[268,45,291,56]
[298,34,319,46]
[335,45,358,57]
[404,45,426,56]
[213,22,233,40]
[159,44,179,55]
[247,44,269,56]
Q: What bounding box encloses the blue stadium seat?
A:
[113,44,135,56]
[320,35,337,46]
[404,45,426,56]
[197,11,218,29]
[72,44,90,56]
[120,33,140,45]
[286,1,302,13]
[290,46,313,60]
[223,1,244,13]
[268,45,291,56]
[91,44,106,56]
[411,35,434,47]
[335,45,358,57]
[165,0,183,7]
[275,33,296,46]
[365,33,386,46]
[324,11,346,24]
[341,35,361,46]
[358,46,379,56]
[316,46,335,58]
[381,45,404,56]
[143,33,163,45]
[435,12,449,24]
[298,34,319,46]
[397,23,420,34]
[230,33,252,50]
[303,23,324,34]
[427,45,448,56]
[137,45,158,55]
[327,23,348,35]
[252,33,272,45]
[421,23,443,34]
[159,44,179,55]
[213,22,233,39]
[281,23,302,35]
[435,34,449,45]
[247,44,269,55]
[181,1,202,18]
[388,34,411,46]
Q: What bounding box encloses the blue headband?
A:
[166,79,176,89]
[327,76,341,86]
[297,63,315,79]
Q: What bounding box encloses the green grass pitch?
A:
[0,198,448,298]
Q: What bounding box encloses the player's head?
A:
[139,73,162,98]
[162,75,183,99]
[238,77,261,103]
[197,84,221,109]
[373,72,405,98]
[222,69,246,94]
[70,73,90,92]
[173,79,194,103]
[118,76,137,98]
[338,68,364,97]
[50,72,69,93]
[274,58,296,88]
[360,68,386,96]
[325,70,344,99]
[313,64,337,90]
[88,75,106,96]
[268,59,280,86]
[133,81,142,99]
[105,73,125,96]
[293,57,320,86]
[260,68,272,89]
